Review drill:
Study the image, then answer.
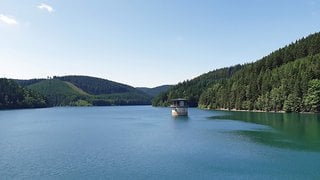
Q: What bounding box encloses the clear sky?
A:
[1,0,320,87]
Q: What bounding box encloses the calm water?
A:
[1,106,320,179]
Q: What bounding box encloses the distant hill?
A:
[28,79,89,96]
[15,79,45,86]
[153,32,320,112]
[21,76,152,106]
[55,75,152,105]
[27,79,89,106]
[0,78,48,109]
[137,85,172,97]
[56,75,137,95]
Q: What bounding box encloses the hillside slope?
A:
[152,65,242,107]
[137,85,172,97]
[25,76,152,106]
[154,32,320,112]
[56,75,138,95]
[56,75,152,105]
[27,79,89,106]
[199,54,320,112]
[15,79,45,86]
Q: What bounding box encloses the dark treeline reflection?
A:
[212,111,320,151]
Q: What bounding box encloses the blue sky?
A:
[1,0,320,87]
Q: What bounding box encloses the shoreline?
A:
[200,107,319,114]
[215,108,285,114]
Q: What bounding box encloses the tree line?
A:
[198,55,320,112]
[0,78,48,109]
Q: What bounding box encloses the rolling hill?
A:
[27,79,90,106]
[21,76,152,106]
[137,85,172,97]
[56,75,138,95]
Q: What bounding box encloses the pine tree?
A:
[304,79,320,112]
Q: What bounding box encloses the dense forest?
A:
[152,65,242,107]
[153,32,320,113]
[0,78,48,109]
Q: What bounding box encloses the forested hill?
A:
[153,32,320,112]
[15,79,45,86]
[152,65,242,107]
[137,85,172,97]
[0,78,48,109]
[16,76,152,106]
[56,75,137,95]
[27,79,90,106]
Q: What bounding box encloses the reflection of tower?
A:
[170,98,188,116]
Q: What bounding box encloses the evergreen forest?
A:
[153,32,320,113]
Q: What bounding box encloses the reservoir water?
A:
[0,106,320,179]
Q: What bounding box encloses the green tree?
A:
[304,79,320,112]
[270,87,284,112]
[283,94,301,112]
[0,78,48,109]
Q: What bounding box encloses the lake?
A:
[1,106,320,179]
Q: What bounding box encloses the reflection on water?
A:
[171,115,189,130]
[211,111,320,151]
[171,116,189,121]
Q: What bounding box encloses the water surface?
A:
[0,106,320,179]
